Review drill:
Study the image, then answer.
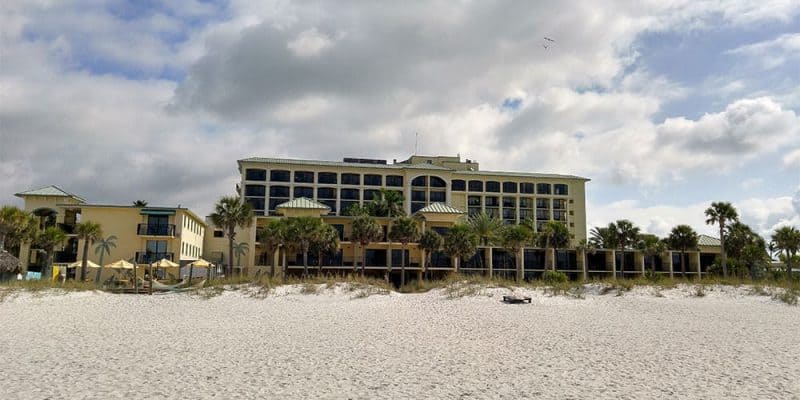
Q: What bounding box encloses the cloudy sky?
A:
[2,0,799,238]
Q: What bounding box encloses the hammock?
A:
[151,277,190,291]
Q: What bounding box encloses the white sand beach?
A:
[1,285,798,399]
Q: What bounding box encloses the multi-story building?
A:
[230,155,591,279]
[14,185,206,279]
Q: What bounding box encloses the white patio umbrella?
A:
[67,260,102,269]
[104,259,138,293]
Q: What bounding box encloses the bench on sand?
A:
[502,295,532,304]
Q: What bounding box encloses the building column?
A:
[636,251,646,276]
[693,252,702,278]
[578,249,587,281]
[607,250,617,280]
[19,242,31,273]
[666,251,674,279]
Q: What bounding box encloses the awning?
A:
[140,209,176,216]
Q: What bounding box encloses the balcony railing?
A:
[135,252,174,264]
[137,224,176,236]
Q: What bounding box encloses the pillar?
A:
[636,251,645,276]
[486,246,493,278]
[666,251,674,279]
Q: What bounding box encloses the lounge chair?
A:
[502,295,532,304]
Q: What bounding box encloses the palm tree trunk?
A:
[228,230,235,277]
[318,251,323,275]
[270,250,276,278]
[303,245,309,278]
[400,244,406,287]
[681,250,686,277]
[720,226,727,278]
[361,245,367,277]
[282,248,288,282]
[81,240,90,281]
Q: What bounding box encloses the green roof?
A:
[276,197,331,210]
[14,185,86,202]
[239,157,451,171]
[698,234,721,247]
[415,203,465,214]
[140,208,176,216]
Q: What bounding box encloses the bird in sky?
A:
[544,37,555,42]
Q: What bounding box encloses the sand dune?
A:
[0,285,798,399]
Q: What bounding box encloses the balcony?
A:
[54,251,77,263]
[135,252,175,264]
[137,224,176,236]
[57,223,76,234]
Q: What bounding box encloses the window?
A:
[319,200,337,214]
[269,186,290,197]
[553,199,566,210]
[364,174,382,186]
[411,202,426,213]
[537,183,551,195]
[536,198,550,209]
[317,187,336,199]
[331,224,344,240]
[484,196,499,207]
[502,182,518,193]
[502,208,516,220]
[536,209,550,220]
[386,175,403,187]
[411,190,426,202]
[268,198,286,211]
[245,169,266,181]
[146,240,167,254]
[411,176,427,187]
[341,173,360,185]
[468,196,481,206]
[451,179,466,191]
[554,210,567,221]
[213,230,223,238]
[520,182,534,194]
[429,176,446,188]
[340,201,359,215]
[270,170,290,182]
[486,181,500,192]
[341,188,360,200]
[318,172,337,184]
[554,184,568,195]
[244,184,265,197]
[520,197,533,209]
[294,171,314,183]
[364,189,380,201]
[429,191,445,202]
[293,186,314,198]
[502,197,515,208]
[246,197,265,210]
[468,180,484,192]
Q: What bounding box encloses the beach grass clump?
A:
[300,282,320,295]
[773,289,798,306]
[748,285,770,296]
[692,285,706,297]
[0,279,99,294]
[541,270,568,285]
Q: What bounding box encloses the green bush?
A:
[542,270,568,284]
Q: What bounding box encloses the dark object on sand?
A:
[502,295,532,304]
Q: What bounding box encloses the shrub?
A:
[773,289,798,306]
[542,270,568,284]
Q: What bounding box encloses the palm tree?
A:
[93,235,117,283]
[499,224,533,281]
[350,215,383,276]
[210,196,254,277]
[705,202,738,278]
[575,238,596,280]
[389,216,420,286]
[537,221,570,271]
[772,226,800,283]
[311,224,340,275]
[233,242,249,268]
[443,224,479,272]
[132,200,148,207]
[419,230,443,279]
[368,188,405,217]
[590,225,619,276]
[75,221,103,281]
[613,220,640,277]
[285,217,323,278]
[35,227,67,280]
[637,234,665,274]
[257,219,286,278]
[0,205,37,251]
[467,212,503,246]
[666,225,698,278]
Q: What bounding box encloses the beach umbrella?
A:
[105,259,138,293]
[187,258,213,283]
[67,260,102,269]
[149,258,179,295]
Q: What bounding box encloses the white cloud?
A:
[783,148,800,169]
[727,33,800,69]
[287,28,334,57]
